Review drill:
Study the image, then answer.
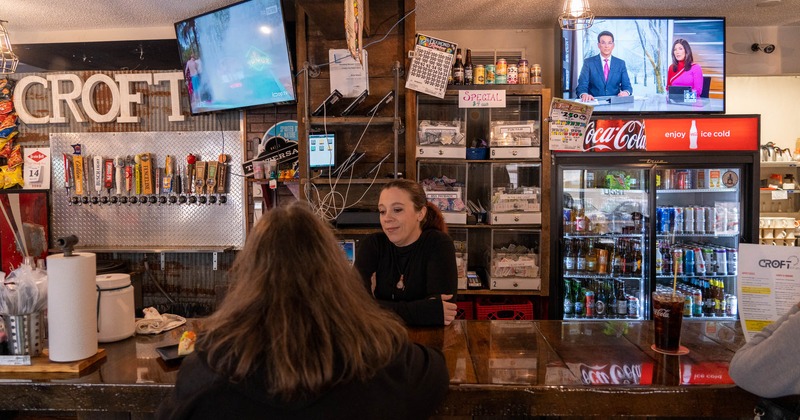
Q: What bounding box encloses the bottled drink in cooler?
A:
[576,239,587,273]
[563,279,573,316]
[595,281,607,317]
[563,239,576,274]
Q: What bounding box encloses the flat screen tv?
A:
[560,17,725,114]
[175,0,296,115]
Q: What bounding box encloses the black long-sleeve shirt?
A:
[355,229,458,326]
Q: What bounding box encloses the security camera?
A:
[752,43,776,54]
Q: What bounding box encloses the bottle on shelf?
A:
[594,280,607,317]
[655,241,664,275]
[585,239,598,274]
[452,48,465,85]
[563,239,576,275]
[573,279,585,317]
[563,278,574,317]
[615,280,628,316]
[576,239,587,274]
[464,49,473,85]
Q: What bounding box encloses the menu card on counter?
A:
[548,98,593,151]
[737,243,800,342]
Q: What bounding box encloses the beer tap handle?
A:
[114,156,124,195]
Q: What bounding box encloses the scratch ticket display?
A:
[405,33,457,99]
[548,98,593,151]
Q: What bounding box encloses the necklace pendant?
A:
[396,274,405,290]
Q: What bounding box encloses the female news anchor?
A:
[667,39,705,95]
[355,179,458,327]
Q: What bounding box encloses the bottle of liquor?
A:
[464,49,474,85]
[585,239,598,274]
[452,48,465,85]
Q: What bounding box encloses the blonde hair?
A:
[199,202,408,401]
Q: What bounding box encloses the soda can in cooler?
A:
[660,207,672,234]
[683,294,693,317]
[684,206,695,234]
[704,207,715,234]
[673,206,684,233]
[727,248,738,275]
[585,290,595,317]
[694,247,706,275]
[715,248,728,275]
[656,207,664,233]
[702,247,715,274]
[727,206,740,234]
[726,295,738,316]
[684,246,695,275]
[715,206,728,234]
[627,296,639,318]
[693,288,703,316]
[663,169,672,189]
[695,206,706,233]
[673,248,684,275]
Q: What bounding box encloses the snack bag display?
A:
[1,165,23,189]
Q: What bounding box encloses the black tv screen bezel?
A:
[174,0,297,116]
[558,16,726,116]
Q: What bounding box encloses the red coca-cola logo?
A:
[584,120,647,152]
[27,151,48,162]
[579,363,643,385]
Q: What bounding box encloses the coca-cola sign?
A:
[584,120,647,152]
[578,362,644,385]
[654,308,671,318]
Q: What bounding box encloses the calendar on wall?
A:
[405,33,457,99]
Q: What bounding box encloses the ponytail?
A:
[422,201,447,233]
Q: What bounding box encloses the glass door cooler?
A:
[550,115,760,321]
[558,165,651,320]
[654,166,745,320]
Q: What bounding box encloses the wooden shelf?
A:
[309,116,396,126]
[444,84,546,96]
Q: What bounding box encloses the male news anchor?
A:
[576,31,632,101]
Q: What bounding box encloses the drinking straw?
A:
[673,256,678,297]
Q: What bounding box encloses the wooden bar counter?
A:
[0,320,758,418]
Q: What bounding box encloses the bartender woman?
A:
[355,179,458,326]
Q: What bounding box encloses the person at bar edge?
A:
[576,30,633,102]
[728,300,800,398]
[355,179,459,326]
[156,202,449,419]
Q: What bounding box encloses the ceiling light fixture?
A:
[756,0,782,7]
[0,20,19,74]
[559,0,595,31]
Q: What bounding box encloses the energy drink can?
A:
[727,248,738,275]
[726,295,738,316]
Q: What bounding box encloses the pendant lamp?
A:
[0,20,19,74]
[559,0,595,31]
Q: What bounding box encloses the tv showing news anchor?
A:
[560,17,725,114]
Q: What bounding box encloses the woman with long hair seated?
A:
[157,202,449,419]
[667,38,704,96]
[355,179,458,326]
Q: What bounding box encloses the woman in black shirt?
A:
[356,179,458,326]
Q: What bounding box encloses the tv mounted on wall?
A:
[560,17,725,114]
[175,0,296,115]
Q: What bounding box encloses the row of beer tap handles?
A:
[63,147,230,205]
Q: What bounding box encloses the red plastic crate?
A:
[476,296,534,320]
[455,300,474,320]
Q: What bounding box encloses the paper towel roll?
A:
[47,252,98,362]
